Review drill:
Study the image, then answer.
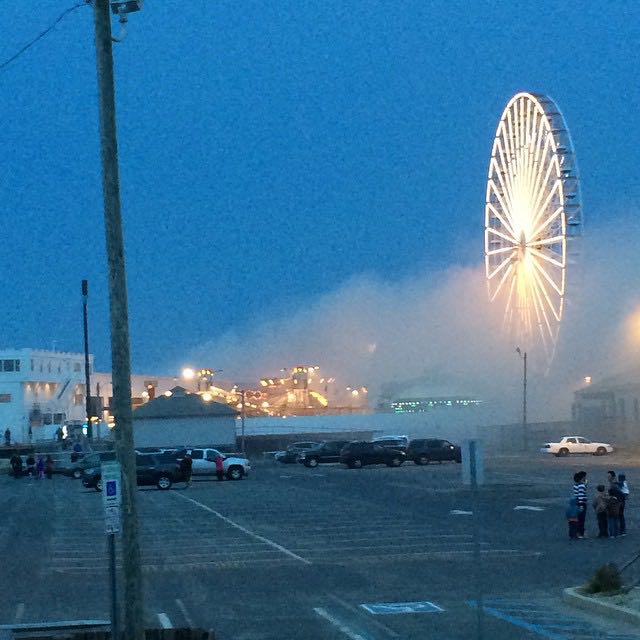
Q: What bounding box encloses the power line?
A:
[0,2,89,74]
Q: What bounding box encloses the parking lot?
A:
[1,452,639,639]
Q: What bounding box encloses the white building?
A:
[0,348,184,444]
[0,348,91,443]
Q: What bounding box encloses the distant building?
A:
[0,347,183,443]
[573,371,640,441]
[389,396,482,414]
[0,348,91,443]
[132,386,237,449]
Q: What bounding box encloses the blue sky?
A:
[2,1,640,406]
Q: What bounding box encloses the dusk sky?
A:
[3,2,640,415]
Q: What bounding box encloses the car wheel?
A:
[72,468,82,480]
[95,479,103,492]
[227,466,244,480]
[156,475,172,490]
[415,454,429,466]
[595,446,607,456]
[348,458,363,469]
[388,457,403,467]
[307,458,319,468]
[557,448,569,457]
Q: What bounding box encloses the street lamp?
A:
[516,347,527,451]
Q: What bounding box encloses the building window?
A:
[31,359,34,372]
[53,413,65,424]
[0,394,11,402]
[2,360,15,372]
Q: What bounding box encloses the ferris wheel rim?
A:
[483,91,582,365]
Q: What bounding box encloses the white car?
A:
[540,436,613,457]
[177,447,251,480]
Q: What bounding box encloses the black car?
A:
[81,454,185,491]
[275,441,320,464]
[298,440,350,467]
[406,439,462,465]
[339,441,406,469]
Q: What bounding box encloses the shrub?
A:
[583,563,622,594]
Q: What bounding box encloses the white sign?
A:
[101,461,122,507]
[105,505,121,534]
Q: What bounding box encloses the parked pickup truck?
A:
[175,448,251,480]
[540,436,613,457]
[297,441,350,467]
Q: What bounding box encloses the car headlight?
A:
[85,467,99,475]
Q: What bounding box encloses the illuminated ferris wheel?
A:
[484,92,583,364]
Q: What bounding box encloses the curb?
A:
[563,586,640,626]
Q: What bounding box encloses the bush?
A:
[584,563,622,594]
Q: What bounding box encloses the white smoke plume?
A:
[191,213,640,425]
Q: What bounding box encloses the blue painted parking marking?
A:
[361,601,443,615]
[467,598,638,639]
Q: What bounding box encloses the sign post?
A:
[102,462,122,640]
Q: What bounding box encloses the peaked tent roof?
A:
[133,386,238,420]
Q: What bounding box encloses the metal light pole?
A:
[82,280,93,440]
[92,2,143,639]
[240,390,246,454]
[516,347,527,451]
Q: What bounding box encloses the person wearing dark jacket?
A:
[10,453,22,479]
[180,453,193,488]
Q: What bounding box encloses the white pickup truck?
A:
[540,436,613,457]
[177,447,251,480]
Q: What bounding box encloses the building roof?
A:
[133,386,238,420]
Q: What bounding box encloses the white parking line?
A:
[157,613,172,629]
[175,599,194,628]
[514,506,545,512]
[313,607,368,640]
[174,492,311,565]
[450,509,473,515]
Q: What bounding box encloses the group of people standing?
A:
[567,469,629,539]
[9,453,54,480]
[178,452,225,487]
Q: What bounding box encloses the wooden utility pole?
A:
[92,2,144,639]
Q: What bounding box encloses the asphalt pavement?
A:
[1,451,639,639]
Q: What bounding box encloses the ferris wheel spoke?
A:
[529,135,554,208]
[529,161,559,228]
[487,186,516,233]
[529,246,565,269]
[487,251,516,282]
[530,255,564,297]
[529,206,563,240]
[489,261,515,301]
[486,245,517,256]
[486,202,517,239]
[503,270,518,322]
[530,266,562,322]
[489,156,515,213]
[487,225,517,246]
[495,136,516,198]
[528,231,564,249]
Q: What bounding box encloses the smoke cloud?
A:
[191,212,640,425]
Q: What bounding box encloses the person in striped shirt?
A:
[573,471,588,538]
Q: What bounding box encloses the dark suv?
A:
[339,441,406,469]
[298,441,350,467]
[81,454,185,491]
[407,439,462,465]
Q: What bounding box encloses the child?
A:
[566,496,580,539]
[592,485,608,537]
[607,490,621,538]
[618,473,629,535]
